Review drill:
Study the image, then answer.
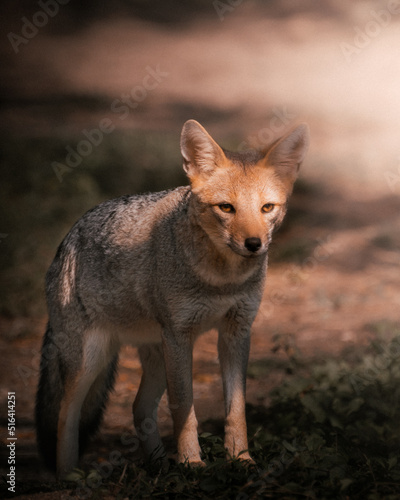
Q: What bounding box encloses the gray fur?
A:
[35,120,309,477]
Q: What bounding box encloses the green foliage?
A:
[57,333,400,499]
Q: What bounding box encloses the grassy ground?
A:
[6,324,400,499]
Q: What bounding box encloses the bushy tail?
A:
[35,323,118,470]
[35,323,64,470]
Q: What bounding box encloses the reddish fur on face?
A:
[192,163,288,256]
[181,120,309,259]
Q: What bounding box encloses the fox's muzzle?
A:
[244,237,262,253]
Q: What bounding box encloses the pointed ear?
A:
[180,120,226,180]
[264,123,310,180]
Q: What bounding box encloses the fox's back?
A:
[46,186,192,331]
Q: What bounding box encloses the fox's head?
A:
[181,120,309,259]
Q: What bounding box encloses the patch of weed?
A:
[57,332,400,499]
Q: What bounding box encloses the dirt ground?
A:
[1,1,400,498]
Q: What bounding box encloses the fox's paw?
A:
[177,455,206,468]
[187,460,206,468]
[228,451,255,465]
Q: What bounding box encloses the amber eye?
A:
[262,203,275,213]
[219,203,235,213]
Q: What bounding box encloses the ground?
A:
[1,1,400,498]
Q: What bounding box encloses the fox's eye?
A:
[262,203,275,213]
[219,203,235,213]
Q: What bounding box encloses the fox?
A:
[36,119,309,478]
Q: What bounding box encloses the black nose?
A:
[244,237,262,253]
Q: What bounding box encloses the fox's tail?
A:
[35,323,118,470]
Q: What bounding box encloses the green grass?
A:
[33,329,399,499]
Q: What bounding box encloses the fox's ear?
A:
[263,123,310,180]
[180,120,226,180]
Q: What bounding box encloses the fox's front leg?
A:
[218,316,253,462]
[162,330,204,466]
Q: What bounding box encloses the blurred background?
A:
[1,0,400,493]
[1,0,400,320]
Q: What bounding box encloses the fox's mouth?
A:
[228,242,268,259]
[242,249,267,259]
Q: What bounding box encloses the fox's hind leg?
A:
[57,328,118,478]
[132,344,167,462]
